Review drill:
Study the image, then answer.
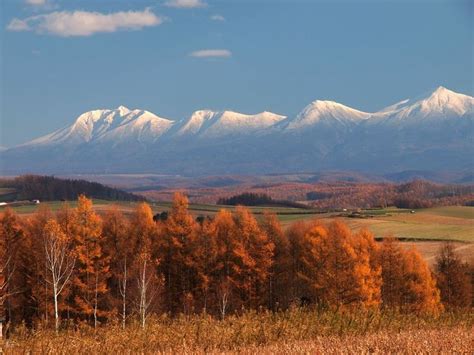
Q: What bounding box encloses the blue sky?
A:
[1,0,472,147]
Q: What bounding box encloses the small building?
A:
[32,199,41,204]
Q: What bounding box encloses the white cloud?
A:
[164,0,207,9]
[7,9,164,37]
[189,49,232,58]
[210,14,225,22]
[25,0,47,5]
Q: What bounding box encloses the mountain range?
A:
[1,86,473,176]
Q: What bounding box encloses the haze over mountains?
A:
[1,86,473,176]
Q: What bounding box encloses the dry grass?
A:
[237,327,473,354]
[2,308,473,354]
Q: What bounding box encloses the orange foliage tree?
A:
[0,209,26,325]
[70,195,111,326]
[435,242,472,308]
[101,207,131,328]
[156,193,198,314]
[1,193,465,329]
[380,238,442,314]
[260,212,291,310]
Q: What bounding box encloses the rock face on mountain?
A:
[1,86,472,175]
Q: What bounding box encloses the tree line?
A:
[0,175,144,202]
[217,193,308,209]
[0,193,472,333]
[306,180,474,210]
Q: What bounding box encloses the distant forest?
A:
[218,192,309,209]
[0,175,144,202]
[305,180,474,210]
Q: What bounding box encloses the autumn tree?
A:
[23,205,55,324]
[102,207,131,328]
[191,217,219,313]
[71,195,110,327]
[301,221,379,308]
[207,209,239,318]
[284,220,317,305]
[233,206,274,310]
[157,193,199,314]
[352,228,382,307]
[434,242,472,309]
[128,203,162,321]
[0,209,20,335]
[379,238,442,314]
[0,209,25,325]
[260,212,291,310]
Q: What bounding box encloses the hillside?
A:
[0,175,145,202]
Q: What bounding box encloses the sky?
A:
[0,0,472,147]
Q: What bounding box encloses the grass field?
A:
[3,309,473,354]
[328,206,474,242]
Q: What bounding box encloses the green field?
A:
[329,206,474,242]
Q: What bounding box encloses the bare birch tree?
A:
[118,257,128,330]
[218,279,231,320]
[43,219,76,333]
[136,249,159,329]
[0,253,14,340]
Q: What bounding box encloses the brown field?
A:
[238,327,473,354]
[3,309,473,354]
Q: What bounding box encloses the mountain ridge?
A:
[1,86,472,175]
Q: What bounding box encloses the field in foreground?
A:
[241,327,472,354]
[3,309,472,354]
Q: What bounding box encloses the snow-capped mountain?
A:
[283,100,369,130]
[1,86,472,175]
[174,110,286,138]
[19,106,174,148]
[330,86,474,172]
[366,86,473,127]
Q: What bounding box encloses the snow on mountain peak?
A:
[175,110,218,136]
[201,110,286,137]
[116,105,131,115]
[175,109,287,138]
[12,85,472,152]
[286,100,370,130]
[371,86,473,125]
